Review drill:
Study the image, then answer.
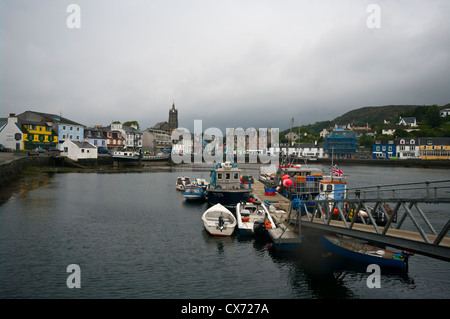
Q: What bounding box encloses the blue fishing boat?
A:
[321,235,409,270]
[183,184,205,201]
[205,162,253,207]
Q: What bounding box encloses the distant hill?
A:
[283,103,450,134]
[333,105,420,126]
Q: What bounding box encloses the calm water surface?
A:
[0,163,449,299]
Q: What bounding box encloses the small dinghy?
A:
[201,204,237,236]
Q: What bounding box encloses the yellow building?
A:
[419,137,450,160]
[21,121,58,150]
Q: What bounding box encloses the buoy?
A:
[333,208,339,214]
[283,179,292,187]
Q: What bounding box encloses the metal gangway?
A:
[286,179,450,261]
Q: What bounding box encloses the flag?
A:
[332,165,343,177]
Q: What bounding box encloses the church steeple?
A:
[169,103,178,133]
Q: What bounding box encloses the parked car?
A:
[0,144,7,152]
[34,147,45,153]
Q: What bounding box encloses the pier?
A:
[251,180,303,249]
[253,179,450,261]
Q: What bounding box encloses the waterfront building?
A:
[373,139,396,159]
[84,126,107,149]
[110,122,142,150]
[418,137,450,160]
[19,120,58,151]
[171,129,193,155]
[17,111,85,150]
[142,128,172,152]
[60,140,98,161]
[324,128,356,159]
[294,142,324,159]
[0,113,23,150]
[102,126,126,150]
[396,138,419,159]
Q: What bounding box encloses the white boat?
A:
[201,203,237,236]
[236,200,277,237]
[176,176,191,191]
[112,150,140,161]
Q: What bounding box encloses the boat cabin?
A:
[210,162,248,190]
[319,177,347,201]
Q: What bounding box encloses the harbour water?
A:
[0,163,449,299]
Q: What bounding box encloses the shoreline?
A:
[1,153,449,188]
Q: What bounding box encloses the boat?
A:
[201,203,237,236]
[176,176,191,191]
[236,200,277,237]
[321,235,409,269]
[141,153,170,162]
[112,150,170,162]
[269,163,324,201]
[183,184,205,201]
[205,162,253,207]
[112,150,140,161]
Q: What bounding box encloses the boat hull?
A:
[201,204,237,236]
[321,235,406,269]
[236,201,276,237]
[206,189,252,207]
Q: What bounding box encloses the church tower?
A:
[168,103,178,134]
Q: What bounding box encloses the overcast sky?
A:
[1,0,449,132]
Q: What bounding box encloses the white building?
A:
[60,140,98,161]
[440,108,450,117]
[398,117,417,127]
[0,113,23,150]
[171,128,193,155]
[111,122,142,150]
[397,138,419,159]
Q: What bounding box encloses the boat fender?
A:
[264,220,272,229]
[242,217,250,222]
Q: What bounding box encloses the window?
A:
[81,149,85,153]
[234,173,239,179]
[29,124,35,130]
[77,127,80,132]
[63,125,66,130]
[70,126,73,131]
[64,147,68,152]
[217,173,222,180]
[225,173,231,179]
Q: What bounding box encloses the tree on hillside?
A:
[423,105,443,128]
[358,134,374,148]
[123,121,140,130]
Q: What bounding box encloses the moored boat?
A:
[201,203,237,236]
[112,150,140,161]
[205,162,253,207]
[183,184,205,201]
[176,176,191,191]
[321,235,410,269]
[236,200,277,237]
